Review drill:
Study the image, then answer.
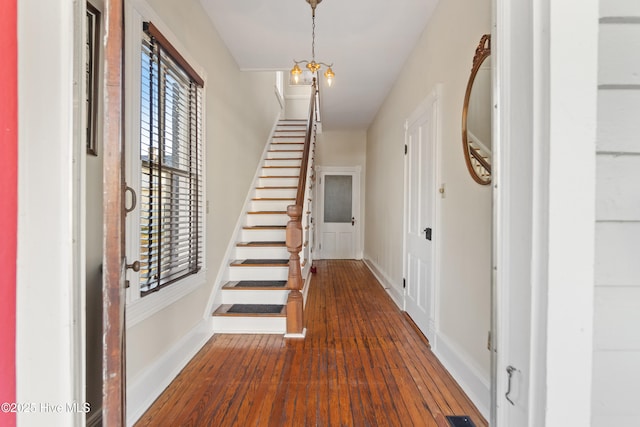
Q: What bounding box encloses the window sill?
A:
[126,271,206,328]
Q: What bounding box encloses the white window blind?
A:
[139,24,203,295]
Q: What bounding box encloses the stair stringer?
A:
[203,114,283,326]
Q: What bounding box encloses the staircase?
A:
[212,119,313,334]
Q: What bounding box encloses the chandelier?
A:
[290,0,335,86]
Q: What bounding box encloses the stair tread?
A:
[222,280,287,289]
[262,166,301,168]
[213,304,286,317]
[251,197,296,202]
[255,186,297,189]
[247,211,286,215]
[236,241,286,247]
[230,259,289,267]
[265,158,302,161]
[242,225,286,230]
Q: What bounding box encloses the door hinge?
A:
[487,331,492,350]
[403,278,406,288]
[404,144,408,155]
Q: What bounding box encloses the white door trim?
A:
[315,166,362,259]
[402,85,442,341]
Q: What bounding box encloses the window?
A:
[138,22,204,295]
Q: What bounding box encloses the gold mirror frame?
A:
[462,34,492,185]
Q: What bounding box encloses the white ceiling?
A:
[199,0,439,130]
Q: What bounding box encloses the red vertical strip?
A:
[0,0,18,426]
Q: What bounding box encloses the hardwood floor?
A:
[135,260,488,427]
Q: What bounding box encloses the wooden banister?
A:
[285,79,318,336]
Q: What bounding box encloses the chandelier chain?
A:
[311,13,316,61]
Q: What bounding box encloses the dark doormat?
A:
[227,304,284,314]
[446,416,476,427]
[235,280,287,288]
[241,259,288,265]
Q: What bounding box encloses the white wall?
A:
[17,0,80,425]
[364,0,491,414]
[592,2,640,426]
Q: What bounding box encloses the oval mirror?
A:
[462,34,492,185]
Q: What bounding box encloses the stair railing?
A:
[285,78,318,336]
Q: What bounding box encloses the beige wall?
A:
[122,0,280,393]
[364,0,492,409]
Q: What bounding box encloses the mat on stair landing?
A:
[241,259,288,265]
[446,416,476,427]
[227,304,284,314]
[235,280,287,288]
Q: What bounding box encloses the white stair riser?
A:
[235,246,290,259]
[220,289,289,305]
[250,200,294,211]
[240,228,286,242]
[274,131,305,135]
[277,122,306,127]
[270,143,304,151]
[228,266,289,281]
[258,177,298,187]
[264,159,302,167]
[212,316,286,334]
[261,167,300,177]
[267,151,303,159]
[254,188,297,198]
[246,213,288,226]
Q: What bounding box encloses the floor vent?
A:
[446,416,476,427]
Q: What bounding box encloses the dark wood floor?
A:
[135,260,488,427]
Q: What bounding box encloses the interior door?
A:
[318,168,359,259]
[404,99,437,340]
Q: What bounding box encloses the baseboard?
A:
[432,331,490,420]
[86,407,102,427]
[363,257,403,308]
[126,319,213,426]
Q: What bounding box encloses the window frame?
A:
[124,0,207,326]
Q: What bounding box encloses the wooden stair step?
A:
[252,197,295,201]
[247,211,286,215]
[236,241,286,247]
[212,304,286,317]
[255,186,297,190]
[222,280,287,289]
[265,157,302,161]
[242,225,286,230]
[230,259,289,267]
[262,166,301,169]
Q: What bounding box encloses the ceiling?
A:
[199,0,439,130]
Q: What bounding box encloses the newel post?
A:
[285,204,304,335]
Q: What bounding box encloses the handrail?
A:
[296,81,318,206]
[285,78,318,336]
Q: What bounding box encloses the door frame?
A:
[315,166,362,259]
[402,85,442,342]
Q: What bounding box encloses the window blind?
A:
[139,26,203,295]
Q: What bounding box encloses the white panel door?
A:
[404,98,437,340]
[318,168,360,259]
